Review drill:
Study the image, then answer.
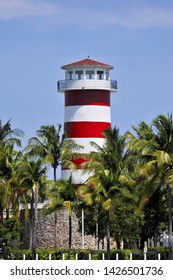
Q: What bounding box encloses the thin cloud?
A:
[0,0,59,20]
[1,0,173,29]
[119,5,173,29]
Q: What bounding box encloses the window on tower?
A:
[86,70,94,79]
[75,70,83,80]
[97,70,104,80]
[68,71,73,80]
[106,70,109,80]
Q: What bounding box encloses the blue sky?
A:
[1,0,173,148]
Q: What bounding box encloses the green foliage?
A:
[110,204,143,248]
[109,249,132,260]
[1,116,173,259]
[132,247,169,260]
[0,218,23,259]
[154,246,169,260]
[76,250,91,260]
[2,247,170,260]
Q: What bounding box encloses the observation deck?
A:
[57,78,117,92]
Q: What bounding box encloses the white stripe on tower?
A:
[61,169,93,185]
[66,138,106,153]
[64,105,111,123]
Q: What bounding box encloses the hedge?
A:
[0,247,169,260]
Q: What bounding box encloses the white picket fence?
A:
[22,252,161,260]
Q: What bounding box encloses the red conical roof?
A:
[61,58,113,69]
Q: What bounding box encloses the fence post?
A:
[144,253,147,260]
[23,254,26,260]
[62,253,65,260]
[36,254,38,260]
[130,253,133,260]
[102,253,105,260]
[49,254,52,260]
[158,253,161,260]
[88,253,91,260]
[75,253,78,260]
[116,253,119,260]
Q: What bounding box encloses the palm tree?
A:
[25,124,79,180]
[78,126,134,259]
[0,146,22,220]
[126,113,173,259]
[0,119,24,221]
[0,119,23,147]
[43,175,77,256]
[152,114,173,259]
[18,157,47,259]
[25,123,80,248]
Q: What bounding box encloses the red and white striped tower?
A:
[57,58,117,184]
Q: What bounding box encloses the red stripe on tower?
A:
[57,58,117,184]
[65,90,110,106]
[64,122,111,138]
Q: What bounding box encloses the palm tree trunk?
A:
[81,208,85,249]
[31,184,39,260]
[106,210,111,260]
[167,184,173,260]
[96,222,99,250]
[53,166,57,182]
[34,183,39,259]
[29,193,34,250]
[140,226,147,251]
[68,214,72,257]
[6,208,9,220]
[53,167,58,249]
[96,207,99,250]
[0,209,3,223]
[30,188,36,259]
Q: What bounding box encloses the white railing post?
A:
[158,253,161,260]
[23,254,25,260]
[36,254,38,260]
[49,254,51,260]
[116,253,119,260]
[144,253,147,260]
[76,253,78,260]
[88,253,91,260]
[102,253,105,260]
[62,253,65,260]
[130,253,133,260]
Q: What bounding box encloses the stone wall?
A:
[20,207,97,249]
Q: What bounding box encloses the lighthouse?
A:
[57,58,117,185]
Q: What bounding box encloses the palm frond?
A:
[165,168,173,188]
[154,150,171,167]
[102,198,112,210]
